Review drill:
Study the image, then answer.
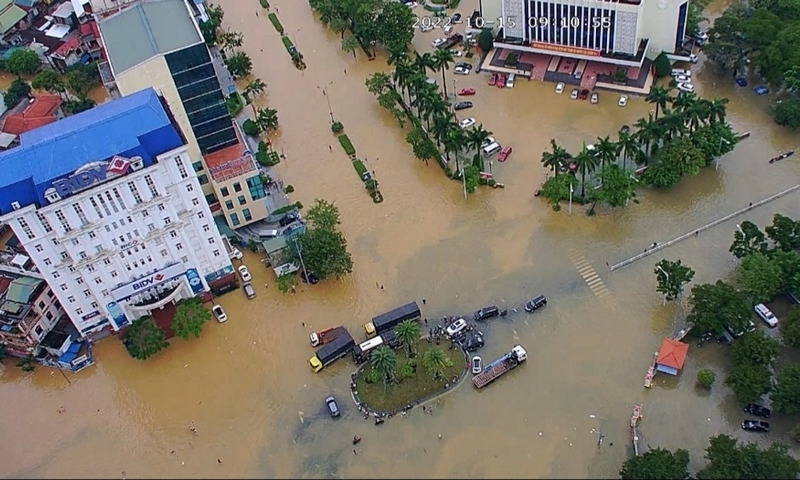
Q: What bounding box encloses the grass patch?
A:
[268,13,284,34]
[281,35,294,51]
[353,159,368,178]
[225,92,243,116]
[355,341,465,413]
[338,134,356,156]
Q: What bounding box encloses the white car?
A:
[212,304,227,323]
[471,355,483,374]
[481,136,496,148]
[506,73,515,88]
[454,65,470,75]
[445,318,467,337]
[405,1,417,7]
[458,117,476,129]
[677,82,695,92]
[230,248,243,260]
[689,53,698,64]
[674,75,690,83]
[671,69,691,77]
[431,38,447,48]
[238,264,252,282]
[449,49,462,57]
[420,24,433,33]
[618,95,628,107]
[570,88,579,100]
[555,82,565,94]
[754,303,779,327]
[695,30,708,41]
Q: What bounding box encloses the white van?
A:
[754,303,778,327]
[482,142,502,157]
[257,228,280,239]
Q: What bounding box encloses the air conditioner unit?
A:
[11,201,21,210]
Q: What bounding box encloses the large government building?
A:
[481,0,691,66]
[0,88,233,336]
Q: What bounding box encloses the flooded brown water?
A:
[2,0,800,478]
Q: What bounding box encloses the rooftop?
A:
[2,94,62,135]
[0,0,26,35]
[97,0,203,75]
[656,338,689,370]
[203,125,256,182]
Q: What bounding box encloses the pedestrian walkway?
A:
[609,183,800,272]
[568,249,611,299]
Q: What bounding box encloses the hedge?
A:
[272,202,303,216]
[338,134,356,156]
[259,0,269,8]
[243,119,260,136]
[281,35,293,51]
[353,159,368,178]
[268,13,284,34]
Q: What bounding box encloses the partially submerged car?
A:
[741,420,769,433]
[743,404,771,418]
[524,295,547,312]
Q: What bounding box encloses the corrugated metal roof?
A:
[5,275,42,303]
[97,0,202,75]
[0,0,26,34]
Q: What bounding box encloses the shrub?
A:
[478,177,488,185]
[258,140,269,152]
[226,92,243,116]
[365,178,378,191]
[281,35,293,51]
[256,151,268,165]
[243,118,260,136]
[284,184,295,193]
[488,179,497,186]
[272,202,302,216]
[268,12,284,34]
[448,0,461,7]
[653,52,671,78]
[504,52,519,66]
[614,68,627,83]
[338,134,356,156]
[331,120,344,134]
[353,159,368,178]
[697,369,716,388]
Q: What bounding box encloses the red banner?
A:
[529,42,601,57]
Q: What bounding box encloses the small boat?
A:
[769,150,794,163]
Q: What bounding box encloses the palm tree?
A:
[633,114,662,160]
[541,139,571,177]
[393,60,415,103]
[594,135,617,176]
[341,35,359,59]
[244,78,266,100]
[411,85,437,121]
[683,99,708,133]
[465,125,491,168]
[705,97,729,124]
[441,121,465,166]
[421,93,449,130]
[616,130,641,171]
[431,114,451,149]
[413,51,435,77]
[387,50,409,68]
[671,91,697,116]
[395,319,420,356]
[573,144,600,198]
[645,84,672,120]
[218,29,243,54]
[432,48,455,99]
[422,346,448,380]
[370,345,397,385]
[255,107,279,133]
[658,111,686,140]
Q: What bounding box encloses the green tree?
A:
[4,78,30,109]
[643,137,705,189]
[218,29,243,53]
[573,144,599,198]
[781,305,800,346]
[65,69,93,100]
[5,49,40,76]
[769,250,800,293]
[729,220,768,259]
[432,48,454,99]
[464,165,480,194]
[375,0,414,54]
[774,97,800,130]
[422,346,448,380]
[406,127,439,163]
[772,363,800,414]
[541,139,571,177]
[276,271,298,293]
[31,69,65,97]
[395,319,420,356]
[370,345,397,385]
[200,4,224,44]
[478,29,494,52]
[244,78,266,100]
[539,174,577,211]
[255,107,279,133]
[330,16,349,39]
[645,84,673,120]
[619,447,690,480]
[341,34,360,58]
[171,297,211,340]
[704,14,747,75]
[765,213,800,250]
[697,434,800,479]
[654,259,695,301]
[688,281,752,335]
[224,51,253,79]
[738,252,782,303]
[590,164,638,211]
[697,369,716,388]
[122,316,169,360]
[365,71,392,96]
[304,198,341,230]
[725,362,772,404]
[731,331,780,367]
[299,199,353,280]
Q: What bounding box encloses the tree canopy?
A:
[619,447,690,480]
[738,252,782,303]
[654,259,695,301]
[731,331,780,368]
[122,316,169,360]
[771,363,800,415]
[171,297,211,340]
[780,305,800,346]
[309,0,413,55]
[298,199,353,280]
[4,49,40,76]
[697,434,800,479]
[687,281,751,335]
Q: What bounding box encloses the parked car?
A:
[474,305,500,321]
[675,75,690,83]
[243,282,256,299]
[570,88,579,100]
[497,73,507,88]
[497,146,512,162]
[458,117,476,129]
[524,295,547,312]
[230,248,243,260]
[754,303,779,327]
[454,65,470,75]
[238,265,252,282]
[455,62,471,70]
[744,404,772,418]
[741,420,769,433]
[471,356,483,374]
[689,53,698,63]
[457,87,476,96]
[506,73,515,88]
[618,95,628,107]
[212,304,227,323]
[451,12,462,22]
[694,30,708,41]
[278,212,300,227]
[555,82,565,94]
[325,395,341,418]
[300,270,320,285]
[726,320,756,338]
[579,89,589,100]
[449,49,463,57]
[460,332,484,352]
[590,92,598,104]
[420,24,433,32]
[454,101,473,110]
[677,82,695,92]
[488,73,498,86]
[431,38,447,48]
[446,318,468,337]
[405,1,417,7]
[481,136,496,148]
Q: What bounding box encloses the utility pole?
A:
[656,265,669,306]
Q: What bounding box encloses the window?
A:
[105,225,111,233]
[95,245,102,253]
[170,231,178,238]
[76,277,84,284]
[94,277,102,284]
[128,181,142,203]
[60,252,69,260]
[220,186,229,197]
[79,251,87,260]
[238,195,247,206]
[89,197,104,219]
[37,212,53,232]
[52,270,58,277]
[207,237,215,244]
[83,289,90,297]
[111,270,118,278]
[176,243,183,250]
[198,211,205,219]
[164,217,172,225]
[181,255,189,264]
[73,203,89,225]
[105,192,119,213]
[101,289,108,297]
[247,175,266,200]
[198,174,209,185]
[87,264,95,272]
[148,223,155,231]
[90,302,98,309]
[192,198,200,206]
[89,231,96,239]
[243,208,252,221]
[46,311,53,320]
[161,249,168,257]
[143,210,150,217]
[44,258,52,266]
[175,156,189,179]
[18,217,35,239]
[34,325,44,336]
[133,229,140,237]
[144,175,159,197]
[213,249,220,257]
[158,204,165,211]
[71,238,79,246]
[104,258,112,265]
[76,308,83,315]
[192,161,204,172]
[186,184,194,192]
[60,284,67,291]
[112,238,118,246]
[97,195,112,216]
[224,200,234,210]
[233,182,242,192]
[229,212,240,226]
[113,188,127,209]
[35,244,44,252]
[38,301,45,309]
[147,256,153,263]
[203,224,210,232]
[67,296,74,303]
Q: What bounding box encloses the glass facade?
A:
[165,44,237,154]
[527,1,617,52]
[247,176,265,200]
[675,1,688,51]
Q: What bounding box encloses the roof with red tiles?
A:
[2,95,62,135]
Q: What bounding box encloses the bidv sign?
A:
[132,273,165,292]
[51,156,138,199]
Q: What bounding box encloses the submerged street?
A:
[2,0,800,478]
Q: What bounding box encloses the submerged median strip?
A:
[335,129,383,203]
[266,12,306,70]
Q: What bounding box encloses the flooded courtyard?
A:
[2,0,800,478]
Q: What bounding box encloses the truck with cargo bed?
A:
[309,326,347,347]
[363,301,421,338]
[353,329,399,363]
[309,331,355,372]
[472,345,527,388]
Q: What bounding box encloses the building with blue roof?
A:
[0,88,234,339]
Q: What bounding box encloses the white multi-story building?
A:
[0,88,234,337]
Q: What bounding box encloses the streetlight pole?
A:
[291,236,309,283]
[716,138,731,171]
[656,265,669,306]
[323,81,334,122]
[568,183,573,215]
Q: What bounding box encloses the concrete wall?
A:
[641,0,685,58]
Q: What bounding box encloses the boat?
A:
[768,150,794,164]
[631,405,643,456]
[643,352,657,388]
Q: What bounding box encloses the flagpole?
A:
[569,183,573,215]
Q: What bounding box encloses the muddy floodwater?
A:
[2,0,800,478]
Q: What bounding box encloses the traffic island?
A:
[351,341,467,415]
[338,134,384,203]
[268,13,306,70]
